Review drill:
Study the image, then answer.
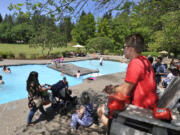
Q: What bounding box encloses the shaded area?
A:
[14,90,107,135]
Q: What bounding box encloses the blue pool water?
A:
[0,60,127,104]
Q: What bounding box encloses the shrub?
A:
[7,52,15,59]
[38,56,48,59]
[62,51,72,57]
[31,53,38,59]
[81,48,87,54]
[50,52,62,59]
[0,52,7,59]
[18,53,26,59]
[0,52,15,59]
[86,37,113,54]
[142,52,160,57]
[88,48,95,54]
[104,50,110,55]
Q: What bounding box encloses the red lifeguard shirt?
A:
[125,56,158,110]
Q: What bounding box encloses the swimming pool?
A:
[0,60,127,104]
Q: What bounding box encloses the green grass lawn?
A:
[0,43,163,59]
[0,43,79,59]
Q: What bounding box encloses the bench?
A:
[110,77,180,135]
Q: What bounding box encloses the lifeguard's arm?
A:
[115,81,136,96]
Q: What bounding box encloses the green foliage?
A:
[7,52,15,59]
[86,37,113,54]
[115,49,123,56]
[110,14,131,52]
[0,22,13,42]
[11,23,34,43]
[159,10,180,57]
[50,52,62,59]
[0,52,7,59]
[0,52,15,59]
[18,53,26,59]
[29,25,67,57]
[71,12,95,45]
[59,17,74,42]
[142,52,160,57]
[30,53,39,59]
[0,14,2,23]
[96,18,112,37]
[104,50,110,55]
[88,48,95,54]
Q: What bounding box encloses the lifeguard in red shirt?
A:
[97,34,159,129]
[125,55,157,109]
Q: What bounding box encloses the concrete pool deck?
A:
[0,55,128,66]
[0,55,128,135]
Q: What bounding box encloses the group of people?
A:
[3,65,11,73]
[52,57,64,67]
[26,71,93,130]
[25,34,179,134]
[148,55,180,88]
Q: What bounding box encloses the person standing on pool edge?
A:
[97,34,158,130]
[99,56,103,66]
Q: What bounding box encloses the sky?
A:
[0,0,140,19]
[0,0,105,19]
[0,0,25,18]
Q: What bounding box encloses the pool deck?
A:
[0,54,128,66]
[0,55,128,135]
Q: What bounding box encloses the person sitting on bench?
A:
[97,34,159,132]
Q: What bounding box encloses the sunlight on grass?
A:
[0,43,77,58]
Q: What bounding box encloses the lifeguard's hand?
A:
[103,84,114,94]
[103,84,119,94]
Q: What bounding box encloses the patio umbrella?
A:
[159,50,168,54]
[72,44,84,48]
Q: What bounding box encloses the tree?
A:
[31,11,55,31]
[29,25,66,57]
[0,14,3,23]
[8,0,74,21]
[59,17,74,42]
[15,14,30,24]
[96,12,113,38]
[71,12,95,45]
[135,0,180,55]
[3,14,14,24]
[0,22,13,43]
[153,11,180,57]
[11,23,34,43]
[86,37,113,54]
